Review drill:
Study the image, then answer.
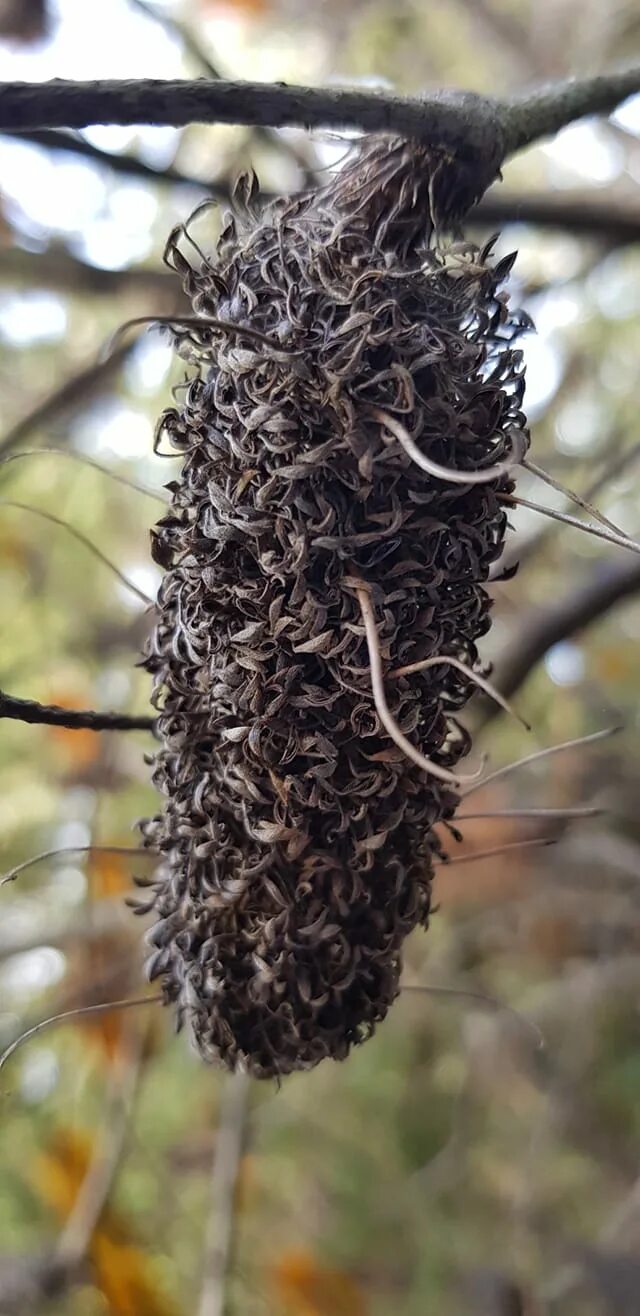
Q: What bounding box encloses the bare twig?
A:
[461,726,620,798]
[498,491,640,557]
[0,844,153,888]
[0,995,160,1074]
[1,448,168,502]
[435,837,555,864]
[0,501,153,603]
[55,1025,146,1269]
[0,689,154,735]
[198,1071,251,1316]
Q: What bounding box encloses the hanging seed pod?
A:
[138,135,529,1078]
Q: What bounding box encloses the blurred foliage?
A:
[1,1,640,1314]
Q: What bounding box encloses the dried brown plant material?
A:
[138,135,529,1078]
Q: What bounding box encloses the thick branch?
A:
[486,557,640,720]
[0,78,503,148]
[0,68,639,183]
[0,689,154,732]
[475,191,640,244]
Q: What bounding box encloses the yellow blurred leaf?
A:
[33,1129,177,1316]
[270,1248,368,1316]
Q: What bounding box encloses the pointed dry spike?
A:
[1,845,156,889]
[0,500,153,604]
[351,580,484,785]
[401,984,545,1050]
[522,457,624,536]
[0,449,168,503]
[104,314,296,362]
[0,995,161,1075]
[498,492,640,558]
[389,653,531,730]
[456,806,601,820]
[372,407,527,485]
[434,836,556,865]
[461,726,621,799]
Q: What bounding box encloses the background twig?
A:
[198,1071,251,1316]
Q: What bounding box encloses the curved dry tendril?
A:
[498,492,640,558]
[390,653,530,730]
[401,984,545,1051]
[0,449,168,504]
[105,314,296,361]
[0,845,155,889]
[0,500,153,605]
[461,726,620,799]
[522,457,625,537]
[0,996,162,1075]
[372,408,527,485]
[351,580,483,784]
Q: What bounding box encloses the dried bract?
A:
[138,136,528,1078]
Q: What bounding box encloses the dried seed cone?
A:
[140,136,528,1078]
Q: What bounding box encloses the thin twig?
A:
[0,995,161,1075]
[456,806,600,820]
[0,500,153,603]
[461,726,620,798]
[198,1070,251,1316]
[402,983,545,1050]
[522,456,625,535]
[1,448,168,503]
[55,1025,146,1269]
[0,689,155,736]
[434,837,556,865]
[497,491,640,557]
[0,844,154,888]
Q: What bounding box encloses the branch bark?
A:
[1,67,638,170]
[0,689,155,733]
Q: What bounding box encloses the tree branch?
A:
[3,126,219,191]
[0,68,638,183]
[0,339,134,458]
[502,68,640,154]
[0,244,179,296]
[475,191,640,244]
[0,689,155,733]
[485,557,640,721]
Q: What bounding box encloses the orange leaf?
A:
[87,850,132,900]
[33,1129,177,1316]
[46,687,101,769]
[270,1248,368,1316]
